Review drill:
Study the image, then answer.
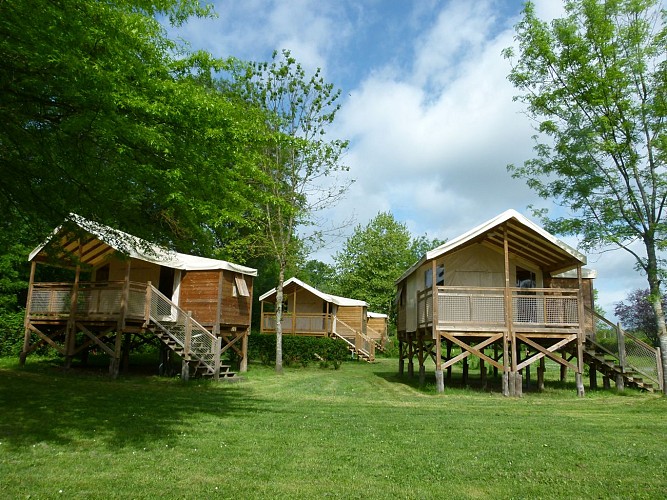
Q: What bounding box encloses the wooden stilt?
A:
[240,329,249,373]
[462,356,469,386]
[538,357,545,392]
[446,340,452,382]
[418,334,425,386]
[408,334,414,378]
[398,338,405,375]
[480,357,487,390]
[435,334,444,393]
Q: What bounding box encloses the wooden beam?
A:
[515,334,578,371]
[440,332,503,370]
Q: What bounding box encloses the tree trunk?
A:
[645,240,667,393]
[275,265,285,375]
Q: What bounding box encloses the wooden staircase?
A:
[583,307,663,393]
[148,286,237,380]
[583,338,656,392]
[330,319,375,362]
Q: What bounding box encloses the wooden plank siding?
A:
[178,270,252,328]
[336,306,365,333]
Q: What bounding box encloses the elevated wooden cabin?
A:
[21,215,256,378]
[395,209,591,395]
[259,277,376,361]
[366,312,388,349]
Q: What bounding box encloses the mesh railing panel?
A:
[149,286,217,370]
[625,337,660,385]
[31,288,71,314]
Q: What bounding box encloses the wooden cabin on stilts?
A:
[259,277,377,361]
[20,214,256,380]
[396,210,664,395]
[396,210,589,396]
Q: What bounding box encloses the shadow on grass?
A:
[0,356,266,451]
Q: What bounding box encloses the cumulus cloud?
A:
[169,0,651,317]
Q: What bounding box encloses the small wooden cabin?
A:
[259,277,376,361]
[21,214,256,378]
[395,209,592,395]
[366,312,388,348]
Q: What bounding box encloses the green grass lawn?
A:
[1,355,665,499]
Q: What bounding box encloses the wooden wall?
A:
[337,305,365,333]
[178,270,253,329]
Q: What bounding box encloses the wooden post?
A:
[213,336,221,381]
[240,328,249,373]
[144,281,152,325]
[65,261,82,369]
[575,266,585,397]
[181,311,192,381]
[493,344,499,378]
[525,348,531,390]
[292,289,297,335]
[603,375,611,390]
[462,356,469,386]
[418,334,425,386]
[408,333,414,378]
[503,225,513,397]
[657,347,664,393]
[560,351,568,382]
[616,322,627,373]
[398,338,405,375]
[430,260,446,392]
[20,261,37,365]
[537,357,545,392]
[110,330,123,378]
[446,340,452,382]
[480,356,487,390]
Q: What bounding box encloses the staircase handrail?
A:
[147,284,217,374]
[334,318,374,361]
[585,306,662,391]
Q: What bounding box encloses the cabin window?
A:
[516,267,536,289]
[424,264,445,288]
[95,264,110,282]
[234,276,250,297]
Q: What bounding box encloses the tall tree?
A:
[225,50,351,373]
[503,0,667,392]
[333,212,444,321]
[0,0,262,261]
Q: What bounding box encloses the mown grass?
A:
[0,355,665,499]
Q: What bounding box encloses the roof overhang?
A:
[259,277,367,307]
[28,214,257,276]
[396,209,587,284]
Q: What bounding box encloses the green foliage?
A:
[0,311,24,357]
[248,334,350,368]
[0,0,264,261]
[333,212,444,317]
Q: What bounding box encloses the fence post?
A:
[616,323,626,372]
[213,336,221,381]
[657,347,664,393]
[181,311,192,381]
[144,281,152,325]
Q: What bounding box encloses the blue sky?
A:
[170,0,649,318]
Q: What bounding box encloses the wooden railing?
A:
[587,307,663,391]
[332,318,375,361]
[417,286,580,331]
[261,313,332,335]
[29,281,146,320]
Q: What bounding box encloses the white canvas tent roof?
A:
[367,312,388,319]
[259,277,367,307]
[397,209,587,284]
[29,214,257,276]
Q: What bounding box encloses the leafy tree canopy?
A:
[0,0,263,261]
[333,212,444,317]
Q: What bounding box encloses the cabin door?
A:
[157,267,179,320]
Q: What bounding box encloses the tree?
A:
[503,0,667,392]
[225,50,351,373]
[297,260,337,294]
[333,212,444,321]
[615,288,667,346]
[0,0,262,261]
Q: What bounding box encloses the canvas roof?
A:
[397,209,587,284]
[28,214,257,276]
[259,277,367,307]
[367,312,388,319]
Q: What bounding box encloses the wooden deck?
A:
[22,281,247,379]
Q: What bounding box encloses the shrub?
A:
[0,310,25,357]
[248,334,350,368]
